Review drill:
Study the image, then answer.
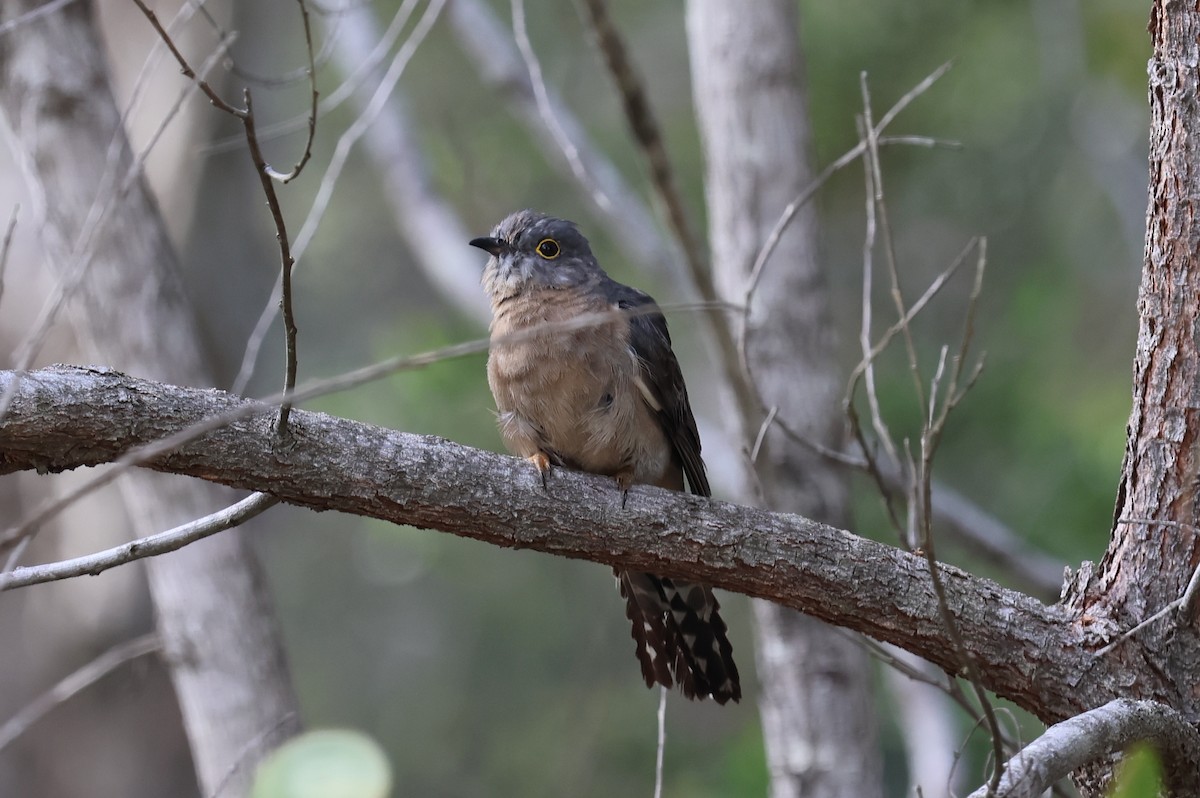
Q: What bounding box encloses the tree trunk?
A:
[1057,0,1200,793]
[685,3,882,796]
[0,2,301,794]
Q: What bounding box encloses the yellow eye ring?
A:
[535,238,561,260]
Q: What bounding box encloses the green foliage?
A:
[1109,745,1164,798]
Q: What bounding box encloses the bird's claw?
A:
[615,468,634,509]
[528,451,552,491]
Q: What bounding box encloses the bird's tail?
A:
[616,569,741,704]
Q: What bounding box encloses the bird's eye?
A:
[536,238,561,260]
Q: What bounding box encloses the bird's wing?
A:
[611,283,711,498]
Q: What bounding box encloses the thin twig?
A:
[749,406,780,464]
[131,1,304,433]
[845,238,980,393]
[240,89,300,433]
[230,0,441,396]
[131,0,247,117]
[0,633,161,752]
[577,0,758,426]
[842,238,980,544]
[856,114,899,475]
[910,241,1002,794]
[202,0,414,156]
[512,0,611,210]
[1177,554,1200,622]
[745,61,953,306]
[448,0,681,280]
[1,493,278,589]
[860,71,925,412]
[654,685,667,798]
[0,0,79,37]
[207,711,300,798]
[263,0,319,183]
[0,204,18,312]
[1094,601,1181,658]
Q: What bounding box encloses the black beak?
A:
[469,236,506,257]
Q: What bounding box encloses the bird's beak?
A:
[469,236,506,257]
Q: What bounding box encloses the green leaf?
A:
[1108,744,1163,798]
[252,729,392,798]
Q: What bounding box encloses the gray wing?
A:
[611,283,711,498]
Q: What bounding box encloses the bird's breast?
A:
[487,289,672,483]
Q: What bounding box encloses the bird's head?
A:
[471,210,602,302]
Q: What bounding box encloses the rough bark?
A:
[0,3,300,794]
[685,3,881,795]
[1052,1,1200,793]
[0,365,1106,720]
[965,699,1200,798]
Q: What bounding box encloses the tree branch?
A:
[0,365,1101,724]
[965,698,1200,798]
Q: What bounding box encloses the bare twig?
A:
[1177,554,1200,622]
[965,699,1200,798]
[325,3,490,326]
[860,71,925,411]
[912,240,1002,793]
[512,0,611,210]
[202,0,414,156]
[845,238,980,394]
[230,0,444,395]
[1,493,278,589]
[0,633,161,752]
[131,0,310,433]
[0,0,78,37]
[448,0,680,279]
[262,0,319,184]
[749,406,780,464]
[859,112,897,501]
[654,686,667,798]
[131,0,246,116]
[0,204,17,311]
[745,61,953,304]
[207,711,300,798]
[842,238,980,545]
[242,89,301,432]
[577,0,759,426]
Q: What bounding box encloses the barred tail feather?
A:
[615,569,741,704]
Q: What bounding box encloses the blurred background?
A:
[0,0,1148,795]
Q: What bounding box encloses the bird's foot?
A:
[527,451,552,490]
[614,468,635,509]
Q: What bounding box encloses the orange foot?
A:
[527,451,552,490]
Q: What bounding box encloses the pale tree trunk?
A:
[685,3,882,796]
[0,2,301,795]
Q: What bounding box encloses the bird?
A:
[469,209,741,704]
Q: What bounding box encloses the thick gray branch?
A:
[0,365,1100,724]
[966,699,1200,798]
